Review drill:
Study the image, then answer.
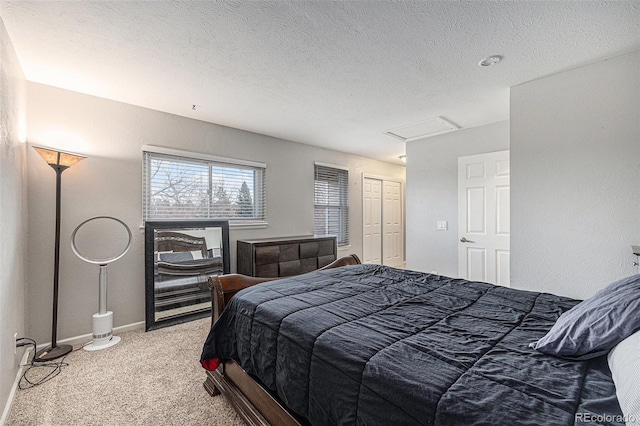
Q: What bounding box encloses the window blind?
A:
[143,150,266,222]
[314,163,349,246]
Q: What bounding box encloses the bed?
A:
[201,257,639,425]
[154,231,224,315]
[155,231,224,281]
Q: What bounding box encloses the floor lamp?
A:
[33,146,86,362]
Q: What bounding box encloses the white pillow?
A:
[189,250,203,260]
[608,329,640,425]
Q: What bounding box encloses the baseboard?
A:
[0,348,31,426]
[36,321,145,351]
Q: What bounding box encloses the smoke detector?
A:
[479,55,502,67]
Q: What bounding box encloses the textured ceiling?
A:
[1,1,639,164]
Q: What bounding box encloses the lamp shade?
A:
[34,146,86,168]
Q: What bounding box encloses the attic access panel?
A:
[385,116,460,141]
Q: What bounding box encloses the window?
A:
[143,147,266,224]
[314,163,349,246]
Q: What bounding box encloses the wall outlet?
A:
[13,333,18,354]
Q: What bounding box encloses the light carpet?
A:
[7,318,244,426]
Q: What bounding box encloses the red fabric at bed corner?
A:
[201,358,221,371]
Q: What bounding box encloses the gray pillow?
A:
[159,251,194,263]
[530,274,640,360]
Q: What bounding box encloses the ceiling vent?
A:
[384,117,460,142]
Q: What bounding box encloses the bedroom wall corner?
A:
[510,50,640,299]
[405,121,510,277]
[0,13,27,425]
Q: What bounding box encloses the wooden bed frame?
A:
[156,231,209,258]
[203,254,361,426]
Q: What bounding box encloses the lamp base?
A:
[33,344,72,362]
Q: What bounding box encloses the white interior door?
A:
[458,150,510,286]
[382,180,403,267]
[363,178,382,264]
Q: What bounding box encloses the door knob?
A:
[460,237,475,243]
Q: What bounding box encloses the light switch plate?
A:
[436,221,448,230]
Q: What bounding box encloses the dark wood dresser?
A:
[237,235,337,277]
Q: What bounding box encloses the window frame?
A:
[142,145,267,228]
[314,162,350,246]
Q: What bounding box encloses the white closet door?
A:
[363,178,382,264]
[382,180,403,267]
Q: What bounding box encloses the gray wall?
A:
[0,16,26,422]
[406,121,509,277]
[511,51,640,299]
[26,82,405,344]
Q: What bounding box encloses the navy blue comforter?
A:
[201,265,623,425]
